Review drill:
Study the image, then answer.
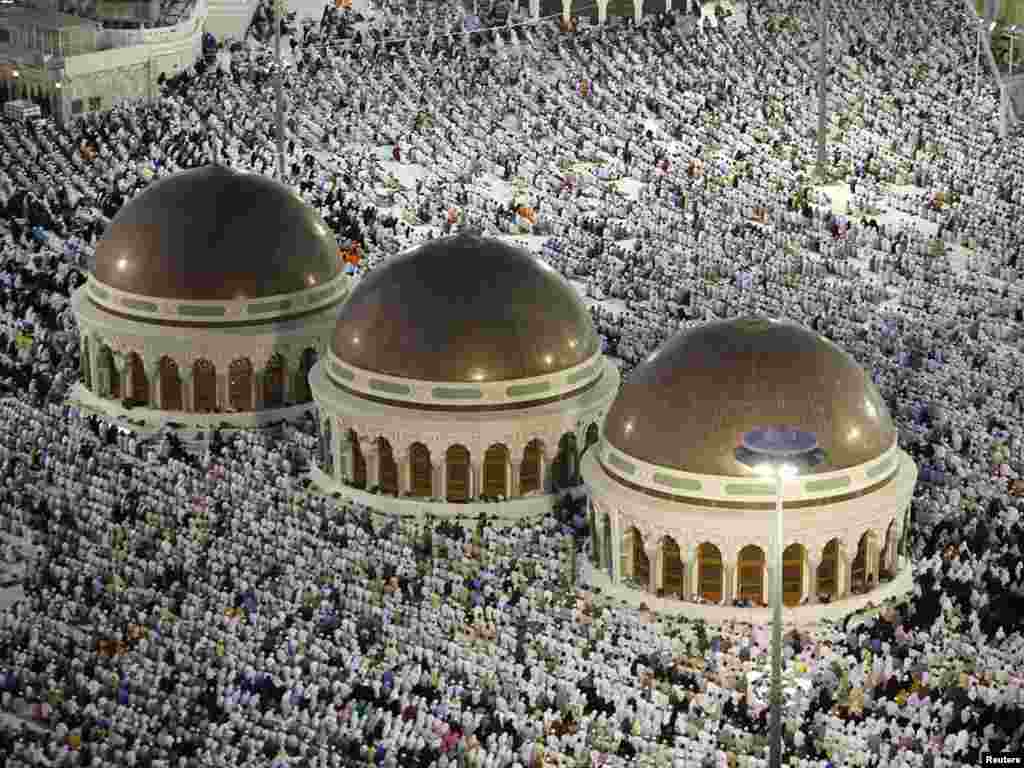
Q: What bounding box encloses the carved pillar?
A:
[806,558,819,603]
[252,368,262,410]
[367,445,380,489]
[505,461,513,499]
[722,562,735,605]
[216,372,229,412]
[839,547,852,598]
[179,360,194,412]
[332,422,345,481]
[471,462,482,500]
[688,547,699,600]
[633,0,642,24]
[530,0,539,19]
[540,451,550,493]
[597,0,608,24]
[397,454,410,496]
[560,0,570,22]
[437,460,447,500]
[143,357,159,408]
[610,513,621,583]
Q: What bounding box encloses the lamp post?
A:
[736,427,823,768]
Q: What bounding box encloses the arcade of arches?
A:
[80,342,322,413]
[326,426,601,502]
[591,513,903,606]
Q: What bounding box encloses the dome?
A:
[92,165,341,301]
[603,317,896,477]
[330,232,600,383]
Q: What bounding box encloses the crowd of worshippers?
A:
[0,0,1023,765]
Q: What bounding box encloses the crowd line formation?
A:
[1,0,1024,766]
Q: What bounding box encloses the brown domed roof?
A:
[92,165,341,301]
[331,232,600,382]
[603,317,896,476]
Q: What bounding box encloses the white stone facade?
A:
[71,271,348,419]
[309,355,621,503]
[583,444,917,607]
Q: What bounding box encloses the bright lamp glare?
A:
[754,464,774,476]
[777,464,798,479]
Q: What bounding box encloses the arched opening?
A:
[228,358,253,411]
[817,539,840,600]
[737,545,766,605]
[409,442,432,497]
[97,347,119,399]
[192,359,216,412]
[127,352,148,404]
[262,354,285,408]
[377,438,398,495]
[483,443,509,498]
[697,542,723,603]
[349,430,366,489]
[159,356,182,411]
[293,347,318,402]
[783,543,806,607]
[852,531,878,593]
[554,432,579,488]
[581,422,600,457]
[661,536,684,598]
[80,336,91,390]
[622,526,649,588]
[445,444,471,502]
[881,520,896,578]
[519,439,543,495]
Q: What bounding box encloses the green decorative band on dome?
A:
[369,379,411,395]
[566,363,599,386]
[121,298,158,312]
[805,476,852,493]
[249,299,293,314]
[178,304,227,317]
[725,482,776,496]
[653,472,702,491]
[307,287,335,305]
[607,452,636,475]
[433,387,484,400]
[506,381,551,398]
[89,284,110,300]
[330,362,354,381]
[866,456,895,478]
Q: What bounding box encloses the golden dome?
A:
[92,165,341,301]
[330,232,599,382]
[602,317,896,476]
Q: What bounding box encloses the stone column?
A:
[530,0,539,19]
[722,562,735,605]
[839,551,852,598]
[252,369,262,410]
[88,336,103,396]
[610,514,621,583]
[688,549,699,600]
[179,362,194,412]
[597,0,608,24]
[650,543,662,594]
[471,462,482,500]
[806,558,819,603]
[763,561,769,606]
[332,423,345,481]
[216,372,229,412]
[633,0,642,24]
[438,460,447,500]
[397,454,410,496]
[144,358,159,408]
[540,452,550,493]
[282,356,293,404]
[561,0,571,23]
[505,461,513,499]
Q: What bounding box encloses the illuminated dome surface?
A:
[92,165,341,301]
[330,231,600,382]
[602,317,896,476]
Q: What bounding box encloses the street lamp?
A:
[736,427,823,768]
